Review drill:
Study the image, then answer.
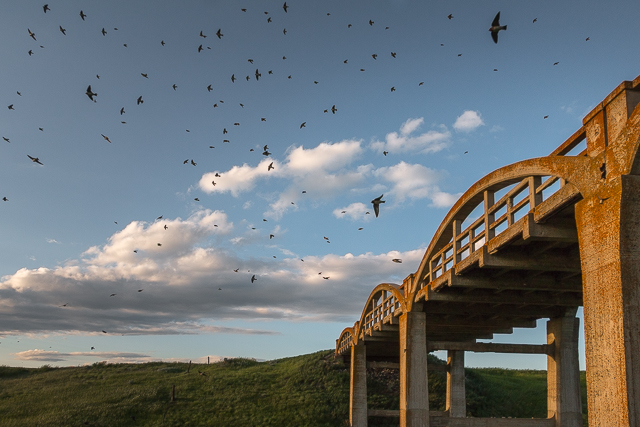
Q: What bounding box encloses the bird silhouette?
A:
[27,155,43,165]
[101,134,111,143]
[448,14,453,19]
[137,96,143,105]
[8,104,14,110]
[28,29,36,40]
[251,274,257,283]
[43,4,50,13]
[173,84,177,90]
[101,28,107,36]
[207,84,213,92]
[283,2,288,12]
[2,137,9,143]
[59,26,66,35]
[231,74,236,83]
[86,85,97,101]
[141,73,148,78]
[200,30,207,38]
[268,162,274,171]
[80,10,86,20]
[371,194,385,217]
[161,40,165,46]
[392,259,402,263]
[489,12,507,44]
[216,29,223,39]
[300,122,306,128]
[198,44,203,52]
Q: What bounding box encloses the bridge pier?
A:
[547,310,582,426]
[446,350,466,417]
[576,174,640,427]
[400,311,430,427]
[350,343,368,427]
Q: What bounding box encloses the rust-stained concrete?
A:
[337,73,640,427]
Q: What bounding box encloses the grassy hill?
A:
[0,350,587,426]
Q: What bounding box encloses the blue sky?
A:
[0,0,638,369]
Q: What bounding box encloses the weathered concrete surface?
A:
[350,343,367,427]
[400,311,429,427]
[575,175,640,427]
[547,312,582,426]
[446,350,466,417]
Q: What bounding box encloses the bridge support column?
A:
[547,310,582,426]
[400,311,429,427]
[446,350,466,417]
[350,343,367,427]
[575,174,640,427]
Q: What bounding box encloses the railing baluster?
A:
[484,190,495,241]
[529,176,542,208]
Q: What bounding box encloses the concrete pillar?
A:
[446,350,466,417]
[399,311,429,427]
[575,174,640,427]
[350,343,367,427]
[547,310,582,426]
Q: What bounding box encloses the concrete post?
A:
[547,310,582,426]
[399,311,429,427]
[575,174,640,427]
[350,343,367,427]
[446,350,466,417]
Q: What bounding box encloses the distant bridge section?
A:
[337,74,640,427]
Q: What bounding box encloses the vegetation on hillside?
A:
[0,350,588,426]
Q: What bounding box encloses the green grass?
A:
[0,351,588,426]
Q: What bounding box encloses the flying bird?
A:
[369,20,374,26]
[255,69,261,80]
[283,28,287,35]
[300,122,306,128]
[391,52,396,58]
[141,73,148,78]
[231,74,236,83]
[3,137,9,142]
[268,162,274,171]
[86,85,97,101]
[207,84,213,92]
[173,84,177,90]
[28,29,36,40]
[392,259,402,263]
[137,96,143,105]
[283,2,288,12]
[80,10,86,20]
[161,40,165,46]
[200,30,206,38]
[216,29,223,39]
[101,134,111,143]
[59,26,66,35]
[198,44,203,52]
[120,107,125,115]
[251,275,257,283]
[372,54,377,60]
[448,14,453,19]
[533,18,538,23]
[8,104,14,110]
[371,194,385,217]
[43,4,50,13]
[27,155,43,165]
[101,28,107,36]
[110,294,116,297]
[331,105,337,114]
[489,12,507,44]
[2,197,8,201]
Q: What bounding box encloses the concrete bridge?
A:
[335,73,640,427]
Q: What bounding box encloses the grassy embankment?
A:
[0,350,588,426]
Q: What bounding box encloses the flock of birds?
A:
[2,3,586,343]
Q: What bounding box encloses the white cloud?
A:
[371,118,451,154]
[333,202,371,221]
[0,221,426,335]
[453,110,484,132]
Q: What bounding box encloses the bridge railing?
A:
[361,290,401,338]
[425,127,587,287]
